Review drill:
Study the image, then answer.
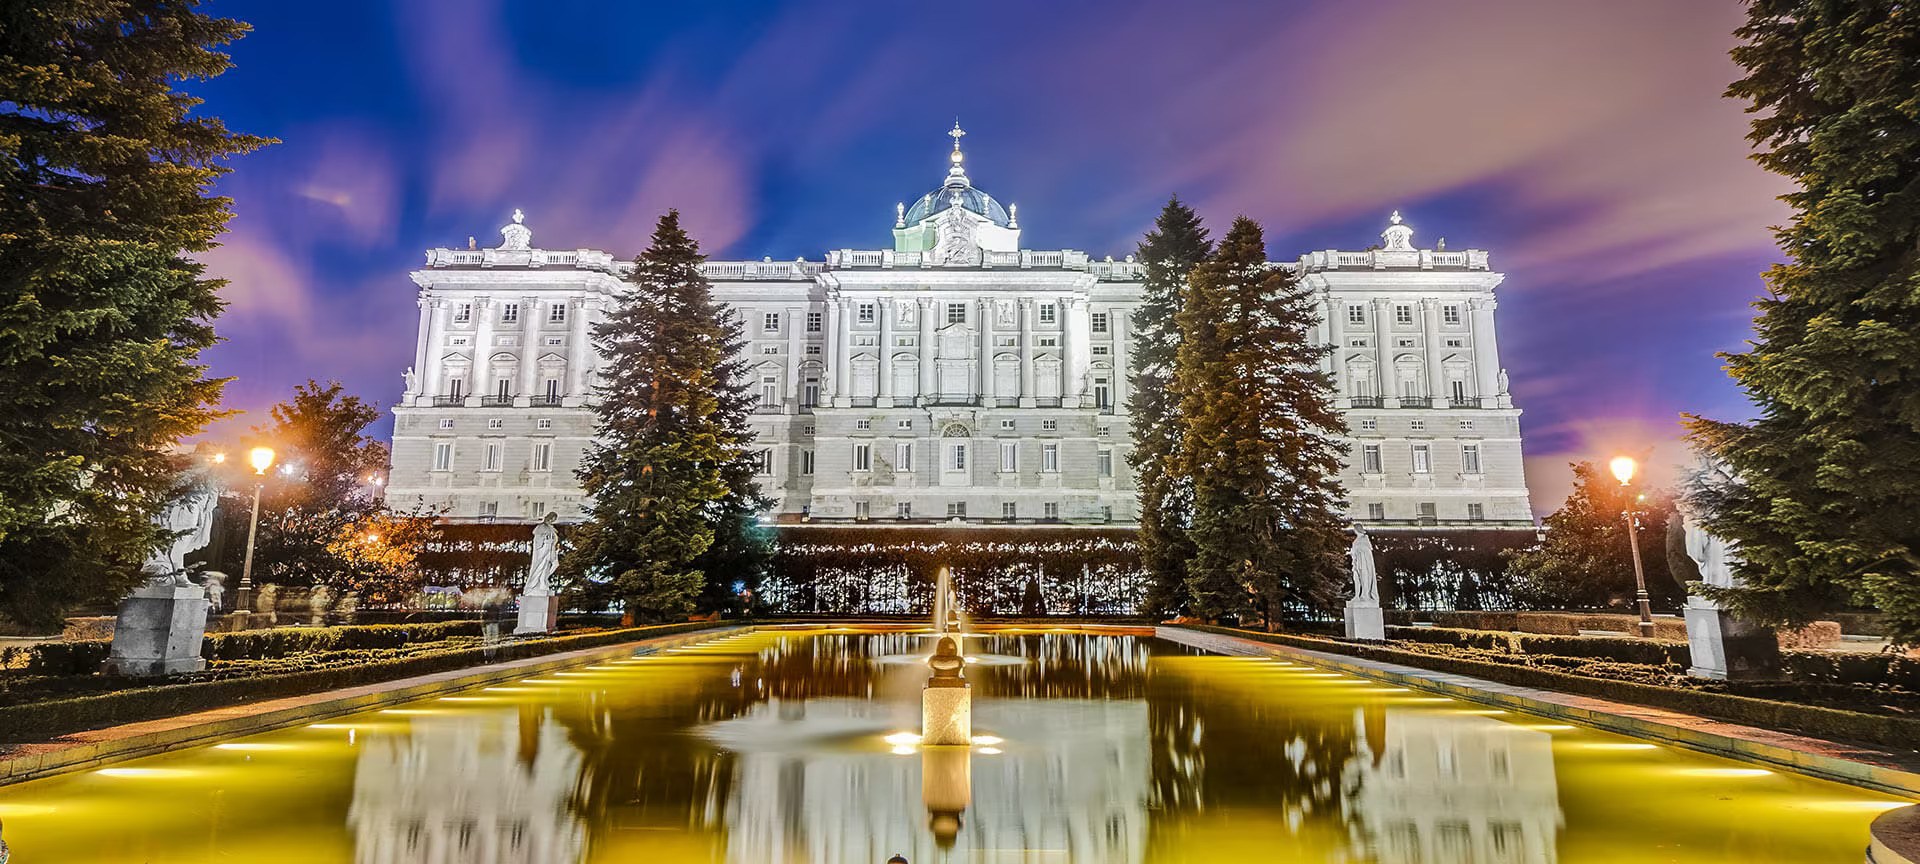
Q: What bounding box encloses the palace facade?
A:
[387,128,1533,530]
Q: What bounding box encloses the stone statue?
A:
[403,366,418,394]
[144,484,219,586]
[527,512,559,595]
[935,207,979,266]
[199,571,226,613]
[499,208,532,250]
[1349,526,1379,603]
[1497,369,1511,395]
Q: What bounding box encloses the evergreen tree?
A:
[689,296,774,615]
[1685,1,1920,644]
[1127,197,1212,618]
[1503,461,1682,611]
[567,211,760,621]
[1174,217,1348,625]
[0,3,268,629]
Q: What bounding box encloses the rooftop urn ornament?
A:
[896,201,906,228]
[1381,210,1416,252]
[1008,202,1018,229]
[499,208,532,250]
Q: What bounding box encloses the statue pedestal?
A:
[102,583,209,676]
[922,685,972,746]
[1344,601,1385,641]
[515,594,559,635]
[1684,598,1779,679]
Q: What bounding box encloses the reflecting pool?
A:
[0,628,1909,862]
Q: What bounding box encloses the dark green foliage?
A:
[1369,530,1531,610]
[1020,576,1045,616]
[1128,198,1212,617]
[1685,1,1920,646]
[566,212,765,621]
[689,295,774,612]
[0,2,270,628]
[762,527,1144,615]
[1174,218,1347,623]
[1503,461,1682,610]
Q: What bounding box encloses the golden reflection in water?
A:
[0,629,1906,863]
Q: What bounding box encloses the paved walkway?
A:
[1159,626,1920,798]
[0,625,744,786]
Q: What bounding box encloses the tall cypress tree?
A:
[568,211,747,621]
[1175,217,1348,625]
[1685,1,1920,645]
[0,3,269,629]
[1128,198,1212,618]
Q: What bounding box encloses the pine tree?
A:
[0,3,269,629]
[1503,461,1682,611]
[1174,217,1348,625]
[567,211,752,621]
[1127,197,1212,618]
[1684,1,1920,645]
[689,293,774,614]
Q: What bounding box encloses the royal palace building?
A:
[387,127,1534,531]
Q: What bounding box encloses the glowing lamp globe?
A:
[1609,456,1637,486]
[249,446,276,475]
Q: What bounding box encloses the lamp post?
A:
[1610,456,1656,638]
[237,446,275,614]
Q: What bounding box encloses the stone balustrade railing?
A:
[1296,248,1491,272]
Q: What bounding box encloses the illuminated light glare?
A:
[1677,767,1772,778]
[883,732,922,747]
[1610,455,1637,485]
[1510,724,1577,731]
[213,743,297,751]
[890,745,916,756]
[379,708,446,715]
[97,768,193,778]
[1580,742,1660,751]
[978,746,1003,755]
[970,735,1004,746]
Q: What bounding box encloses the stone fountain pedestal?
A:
[103,580,210,676]
[922,635,972,746]
[1343,598,1385,641]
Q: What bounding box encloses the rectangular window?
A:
[1395,305,1414,325]
[433,442,452,471]
[855,419,872,431]
[1446,338,1464,347]
[1042,443,1059,472]
[1468,502,1486,521]
[1002,501,1017,520]
[1000,418,1016,431]
[895,442,914,471]
[803,378,820,407]
[1410,418,1426,431]
[1091,312,1109,333]
[947,501,967,518]
[480,501,498,518]
[805,344,821,355]
[543,378,562,402]
[501,303,519,324]
[806,311,823,332]
[549,304,566,323]
[852,444,871,471]
[947,303,966,325]
[898,501,912,519]
[1362,444,1383,474]
[1098,449,1113,478]
[545,336,564,346]
[532,442,552,472]
[1412,444,1432,474]
[858,303,876,323]
[1043,501,1059,520]
[801,449,815,475]
[1462,444,1482,474]
[855,501,870,519]
[1041,419,1058,431]
[1000,442,1017,472]
[1102,505,1113,523]
[536,418,552,430]
[447,377,466,400]
[1347,304,1365,325]
[1094,378,1111,409]
[754,449,773,475]
[949,443,967,471]
[1417,502,1438,523]
[1443,304,1462,325]
[1451,380,1468,403]
[1367,502,1385,521]
[760,375,779,406]
[488,417,504,430]
[897,418,913,430]
[802,425,815,435]
[1039,303,1057,324]
[454,303,472,323]
[484,443,502,472]
[1091,345,1110,356]
[1459,419,1474,431]
[495,377,512,399]
[1359,418,1377,431]
[439,418,455,430]
[1037,336,1058,347]
[763,312,780,332]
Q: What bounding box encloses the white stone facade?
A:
[387,132,1533,530]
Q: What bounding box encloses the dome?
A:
[905,184,1011,228]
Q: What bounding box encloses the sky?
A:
[189,0,1788,512]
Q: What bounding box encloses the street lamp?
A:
[1610,456,1656,638]
[237,446,275,614]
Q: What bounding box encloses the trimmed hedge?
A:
[1181,624,1920,752]
[1780,650,1920,692]
[1384,625,1692,666]
[2,621,499,677]
[0,621,730,740]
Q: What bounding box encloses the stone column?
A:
[515,294,541,407]
[1422,298,1446,403]
[1470,297,1503,408]
[421,298,448,406]
[1064,296,1091,409]
[1018,298,1036,408]
[1111,307,1130,415]
[467,296,494,407]
[409,298,431,403]
[564,297,590,406]
[1325,292,1346,394]
[1371,298,1393,406]
[918,297,937,401]
[979,297,995,405]
[878,298,896,408]
[821,296,840,402]
[833,298,852,407]
[785,305,803,413]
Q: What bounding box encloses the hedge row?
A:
[1384,625,1693,667]
[0,621,731,740]
[1,621,497,677]
[1181,624,1920,751]
[1780,649,1920,692]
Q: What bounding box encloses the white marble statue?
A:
[145,485,219,585]
[527,512,559,595]
[403,366,418,394]
[1349,527,1379,603]
[1683,511,1739,590]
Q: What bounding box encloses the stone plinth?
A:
[921,685,972,746]
[102,583,209,676]
[1684,599,1779,680]
[515,594,559,635]
[1344,601,1385,641]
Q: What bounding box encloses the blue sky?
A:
[191,0,1787,509]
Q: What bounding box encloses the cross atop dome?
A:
[945,121,970,188]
